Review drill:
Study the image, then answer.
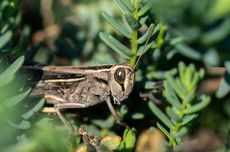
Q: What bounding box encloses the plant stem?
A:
[130,0,139,66]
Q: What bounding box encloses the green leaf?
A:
[181,114,198,126]
[166,107,180,122]
[0,56,24,83]
[174,43,201,60]
[156,122,173,144]
[91,119,113,128]
[124,13,140,29]
[22,98,45,120]
[185,64,196,87]
[183,94,196,103]
[122,14,133,33]
[201,18,230,45]
[102,12,132,38]
[167,75,186,100]
[119,129,136,151]
[163,80,181,109]
[225,60,230,74]
[189,73,200,92]
[0,31,12,49]
[7,119,31,129]
[137,23,155,44]
[148,101,174,129]
[138,0,152,16]
[203,49,220,66]
[144,81,161,89]
[178,62,186,88]
[113,0,133,15]
[0,74,15,87]
[184,95,210,114]
[137,41,154,56]
[99,32,131,59]
[2,88,31,107]
[216,72,230,98]
[174,127,188,138]
[132,113,144,119]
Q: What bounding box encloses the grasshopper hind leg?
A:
[54,103,89,130]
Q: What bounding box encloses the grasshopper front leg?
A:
[105,98,128,127]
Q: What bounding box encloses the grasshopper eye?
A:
[114,67,126,84]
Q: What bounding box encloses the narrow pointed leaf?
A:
[174,127,188,138]
[122,14,133,33]
[2,88,31,107]
[157,122,172,143]
[184,96,210,114]
[178,62,186,87]
[137,41,154,56]
[166,107,180,122]
[199,68,205,79]
[113,0,133,15]
[167,75,186,100]
[138,23,155,44]
[0,31,12,48]
[0,74,15,87]
[99,32,131,59]
[22,98,45,120]
[181,114,198,126]
[138,1,152,16]
[224,60,230,74]
[7,120,31,129]
[102,12,131,38]
[119,129,136,151]
[216,72,230,98]
[125,13,140,29]
[189,73,199,92]
[184,64,195,87]
[0,56,24,82]
[148,101,174,129]
[183,94,195,103]
[174,43,201,60]
[163,80,181,109]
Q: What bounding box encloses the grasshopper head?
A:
[110,64,135,104]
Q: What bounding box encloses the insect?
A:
[27,64,135,127]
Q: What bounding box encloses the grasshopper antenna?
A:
[133,23,156,71]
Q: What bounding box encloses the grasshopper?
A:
[28,64,135,127]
